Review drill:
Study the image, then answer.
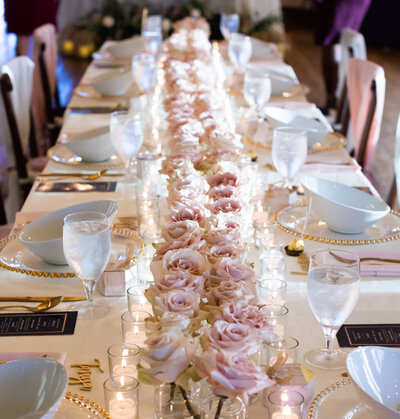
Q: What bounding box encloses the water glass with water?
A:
[132,53,156,93]
[244,69,271,113]
[220,13,240,39]
[228,33,252,73]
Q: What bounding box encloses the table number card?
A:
[0,312,78,336]
[337,324,400,347]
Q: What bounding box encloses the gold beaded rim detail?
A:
[307,378,352,418]
[273,204,400,245]
[0,227,144,278]
[46,146,124,169]
[64,391,110,418]
[245,132,347,154]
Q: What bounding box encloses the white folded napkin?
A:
[354,250,400,277]
[301,154,360,173]
[0,352,66,364]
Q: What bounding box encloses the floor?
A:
[0,6,398,202]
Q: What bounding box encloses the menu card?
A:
[337,324,400,347]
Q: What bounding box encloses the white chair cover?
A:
[394,114,400,207]
[336,28,367,100]
[0,56,34,168]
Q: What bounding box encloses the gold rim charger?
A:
[274,204,400,245]
[47,144,123,169]
[307,378,374,418]
[54,392,110,418]
[0,227,144,278]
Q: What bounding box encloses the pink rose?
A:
[204,228,242,246]
[154,233,205,261]
[162,220,202,241]
[140,330,194,383]
[205,320,260,355]
[211,279,246,302]
[146,272,205,299]
[195,349,275,404]
[210,257,255,282]
[209,186,237,201]
[215,300,277,342]
[161,248,208,275]
[207,172,238,188]
[153,290,200,318]
[170,201,209,227]
[210,198,241,215]
[208,244,244,264]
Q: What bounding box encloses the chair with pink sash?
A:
[386,113,400,208]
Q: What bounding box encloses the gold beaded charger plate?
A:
[47,144,123,169]
[308,378,373,418]
[0,228,144,278]
[274,204,400,246]
[54,392,110,418]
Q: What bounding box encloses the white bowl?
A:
[0,358,68,419]
[19,200,118,265]
[61,126,116,162]
[90,67,132,96]
[264,107,331,145]
[347,346,400,419]
[301,176,390,234]
[105,36,145,59]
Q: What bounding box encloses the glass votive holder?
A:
[265,336,299,367]
[107,344,140,378]
[260,304,289,342]
[127,286,151,311]
[255,224,277,249]
[121,310,151,348]
[268,389,304,419]
[258,279,287,306]
[201,395,246,419]
[104,375,139,419]
[260,254,286,281]
[137,153,162,179]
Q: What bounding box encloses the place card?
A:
[0,312,78,336]
[36,182,117,193]
[337,324,400,347]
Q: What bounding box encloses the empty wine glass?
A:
[63,211,111,320]
[220,13,240,40]
[305,249,360,369]
[110,111,143,180]
[132,53,156,93]
[228,33,252,73]
[271,127,308,188]
[243,69,271,115]
[141,15,162,55]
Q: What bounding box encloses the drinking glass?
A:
[220,13,240,40]
[305,249,360,369]
[142,15,162,56]
[243,69,271,114]
[63,211,111,319]
[110,111,143,180]
[132,53,156,93]
[271,127,308,188]
[228,33,252,73]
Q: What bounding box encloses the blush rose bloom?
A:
[195,349,275,404]
[140,330,194,384]
[210,198,242,215]
[153,290,200,318]
[161,248,208,276]
[205,320,260,355]
[215,300,277,342]
[210,257,255,282]
[146,272,205,299]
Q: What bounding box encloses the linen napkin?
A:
[354,250,400,277]
[0,352,66,364]
[301,153,360,173]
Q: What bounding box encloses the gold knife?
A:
[0,296,86,302]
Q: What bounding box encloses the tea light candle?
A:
[112,360,137,378]
[108,397,137,419]
[271,408,298,419]
[124,329,146,347]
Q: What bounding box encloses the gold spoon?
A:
[0,296,63,312]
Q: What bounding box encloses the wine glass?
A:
[141,15,162,55]
[243,69,271,115]
[63,211,111,320]
[271,127,308,188]
[220,13,240,40]
[228,33,252,73]
[110,111,143,180]
[305,249,360,369]
[131,53,156,94]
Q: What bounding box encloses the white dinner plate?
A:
[55,392,108,418]
[47,144,123,169]
[0,228,143,277]
[76,84,131,101]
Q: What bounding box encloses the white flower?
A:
[102,15,115,28]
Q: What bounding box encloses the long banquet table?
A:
[1,34,400,418]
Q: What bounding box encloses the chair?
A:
[0,57,47,200]
[346,57,386,169]
[387,113,400,208]
[32,23,63,148]
[335,29,367,134]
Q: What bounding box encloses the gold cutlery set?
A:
[0,296,86,312]
[38,169,124,181]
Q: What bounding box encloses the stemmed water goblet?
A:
[271,126,308,189]
[228,33,252,73]
[220,13,240,40]
[141,15,162,55]
[131,53,157,94]
[110,111,143,181]
[63,211,111,320]
[305,249,360,369]
[243,68,271,117]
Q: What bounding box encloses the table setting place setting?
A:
[1,14,400,419]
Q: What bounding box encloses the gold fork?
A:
[329,251,400,264]
[39,170,109,181]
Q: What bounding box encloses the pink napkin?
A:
[0,352,66,364]
[353,250,400,277]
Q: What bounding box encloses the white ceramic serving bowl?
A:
[264,107,331,145]
[90,67,132,96]
[0,358,68,419]
[105,36,145,58]
[60,126,116,162]
[19,200,118,265]
[301,176,390,234]
[347,346,400,419]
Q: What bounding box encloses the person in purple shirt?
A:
[315,0,371,112]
